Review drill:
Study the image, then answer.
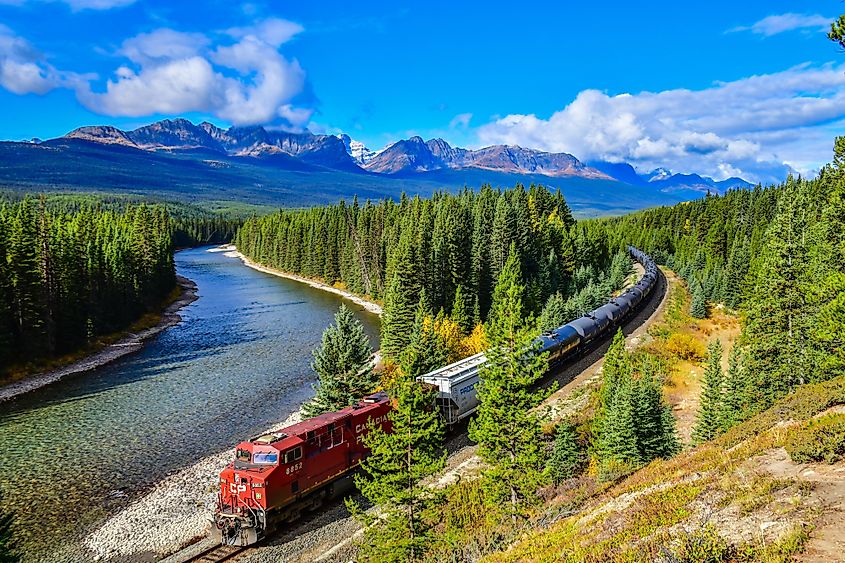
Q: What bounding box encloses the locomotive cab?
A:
[214,392,392,546]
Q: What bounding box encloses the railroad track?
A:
[186,544,248,563]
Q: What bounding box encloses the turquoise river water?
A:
[0,246,380,561]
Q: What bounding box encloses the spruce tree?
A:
[450,283,472,334]
[743,180,815,409]
[381,226,420,358]
[692,340,724,444]
[719,343,745,432]
[690,281,707,319]
[303,305,375,417]
[352,370,445,561]
[547,421,581,485]
[469,245,549,520]
[597,375,639,465]
[401,293,448,379]
[814,151,845,379]
[538,292,567,332]
[633,363,671,460]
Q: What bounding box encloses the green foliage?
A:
[469,246,551,520]
[235,185,592,362]
[538,291,567,332]
[381,224,421,357]
[0,197,175,372]
[302,305,375,417]
[690,281,707,319]
[351,369,445,561]
[546,420,582,484]
[400,293,448,379]
[719,344,747,432]
[594,331,679,471]
[829,15,845,50]
[537,250,633,332]
[785,412,845,464]
[693,340,724,444]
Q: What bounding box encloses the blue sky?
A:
[0,0,843,182]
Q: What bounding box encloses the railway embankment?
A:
[0,275,198,403]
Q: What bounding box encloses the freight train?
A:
[213,246,658,546]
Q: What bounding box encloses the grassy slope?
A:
[482,276,845,563]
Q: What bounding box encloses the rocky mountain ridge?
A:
[59,118,751,191]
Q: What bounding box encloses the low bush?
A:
[665,332,706,362]
[785,412,845,464]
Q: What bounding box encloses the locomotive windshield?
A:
[253,452,278,464]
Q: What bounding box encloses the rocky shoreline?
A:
[219,245,383,316]
[82,409,305,561]
[0,275,199,403]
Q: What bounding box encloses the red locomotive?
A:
[214,392,392,545]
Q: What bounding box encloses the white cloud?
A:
[226,18,304,48]
[729,13,831,37]
[0,24,88,94]
[118,29,209,65]
[449,112,472,129]
[71,18,310,127]
[475,64,845,183]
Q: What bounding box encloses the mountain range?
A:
[0,118,754,215]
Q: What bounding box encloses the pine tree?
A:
[352,370,445,561]
[401,293,448,379]
[633,359,679,460]
[594,334,678,468]
[690,281,707,319]
[450,283,472,334]
[303,305,375,417]
[814,151,845,379]
[469,245,550,520]
[693,340,724,444]
[743,180,815,409]
[597,375,639,465]
[598,330,630,413]
[719,343,745,432]
[538,292,567,332]
[546,421,581,485]
[381,226,420,358]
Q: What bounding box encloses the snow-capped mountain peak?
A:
[339,134,378,165]
[646,167,673,182]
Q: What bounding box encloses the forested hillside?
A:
[0,191,245,247]
[235,185,634,358]
[0,198,176,373]
[593,151,845,421]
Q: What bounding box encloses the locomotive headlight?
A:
[255,492,262,500]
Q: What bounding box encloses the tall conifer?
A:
[469,245,549,520]
[303,304,374,417]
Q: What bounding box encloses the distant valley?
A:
[0,118,754,216]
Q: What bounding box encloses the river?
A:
[0,246,381,562]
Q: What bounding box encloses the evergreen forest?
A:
[0,198,175,372]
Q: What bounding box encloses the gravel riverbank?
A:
[219,245,383,316]
[82,409,305,561]
[0,275,198,403]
